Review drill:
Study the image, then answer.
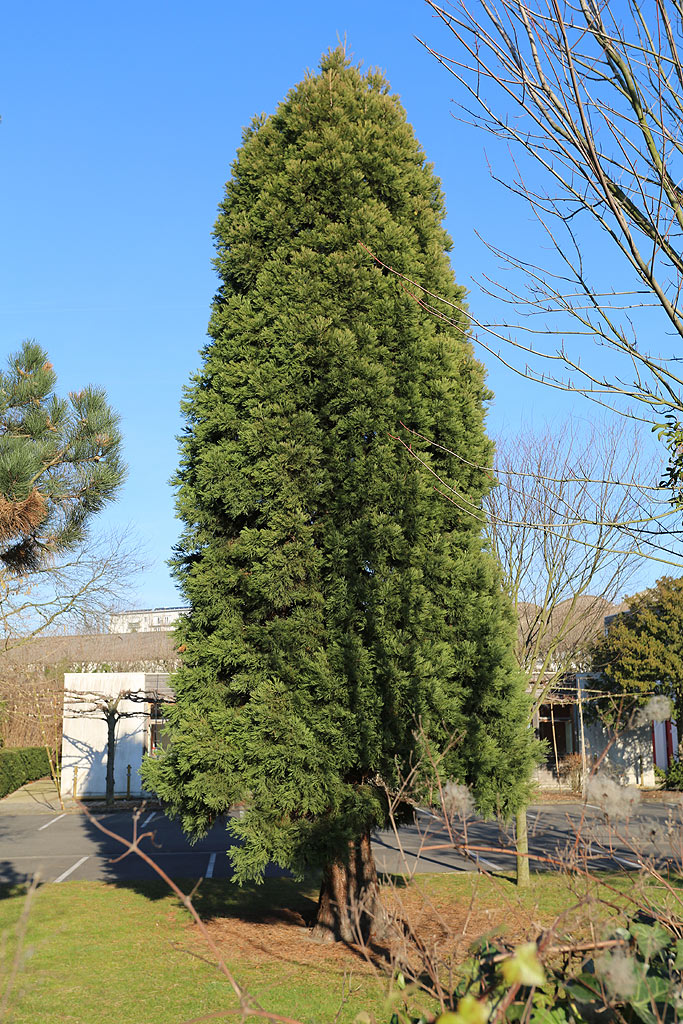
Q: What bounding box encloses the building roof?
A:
[111,607,188,615]
[516,595,628,671]
[0,631,180,671]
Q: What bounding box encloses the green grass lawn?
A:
[0,870,679,1024]
[0,877,389,1024]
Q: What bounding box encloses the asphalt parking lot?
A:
[0,808,248,887]
[0,797,681,887]
[387,800,683,875]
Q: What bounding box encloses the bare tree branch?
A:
[415,0,683,468]
[0,526,148,651]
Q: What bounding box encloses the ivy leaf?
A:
[505,1005,524,1022]
[501,943,546,988]
[629,974,673,1024]
[565,973,602,1002]
[630,921,670,959]
[436,994,490,1024]
[530,1009,568,1024]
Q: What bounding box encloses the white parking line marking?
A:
[206,853,216,878]
[38,813,67,831]
[53,856,89,883]
[613,855,641,869]
[141,812,156,827]
[474,855,505,871]
[6,851,223,861]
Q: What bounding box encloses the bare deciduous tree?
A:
[0,674,153,811]
[0,526,147,651]
[63,688,153,808]
[417,0,683,490]
[487,419,656,688]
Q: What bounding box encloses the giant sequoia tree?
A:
[143,49,536,941]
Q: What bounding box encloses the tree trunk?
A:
[105,713,117,808]
[310,832,385,944]
[515,805,530,888]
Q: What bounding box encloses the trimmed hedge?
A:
[0,747,51,799]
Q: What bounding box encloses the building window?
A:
[147,700,169,754]
[537,703,576,765]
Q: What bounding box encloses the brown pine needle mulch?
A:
[193,874,598,976]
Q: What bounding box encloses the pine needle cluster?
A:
[0,341,125,572]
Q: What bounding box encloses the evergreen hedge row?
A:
[0,747,51,799]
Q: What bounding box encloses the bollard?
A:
[126,764,131,799]
[72,765,78,800]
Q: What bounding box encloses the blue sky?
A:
[1,1,663,608]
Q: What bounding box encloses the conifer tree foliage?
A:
[592,576,683,739]
[0,341,125,572]
[143,49,536,940]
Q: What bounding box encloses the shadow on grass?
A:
[110,875,322,928]
[0,883,33,900]
[103,874,394,977]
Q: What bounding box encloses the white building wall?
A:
[61,673,150,798]
[582,719,656,787]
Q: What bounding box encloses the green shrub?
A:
[0,747,51,799]
[665,759,683,790]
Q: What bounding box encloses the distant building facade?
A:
[531,675,658,788]
[60,671,174,799]
[528,590,682,789]
[109,607,188,634]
